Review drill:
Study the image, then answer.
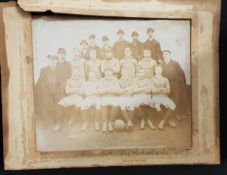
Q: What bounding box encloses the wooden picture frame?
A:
[0,0,221,170]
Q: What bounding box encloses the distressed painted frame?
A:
[0,0,221,170]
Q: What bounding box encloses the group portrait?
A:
[33,18,191,151]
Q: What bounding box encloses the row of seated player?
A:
[58,66,176,132]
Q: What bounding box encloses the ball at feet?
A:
[114,119,126,131]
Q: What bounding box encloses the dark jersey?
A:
[113,39,130,60]
[160,59,187,111]
[130,40,143,60]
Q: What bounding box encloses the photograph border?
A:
[0,0,221,170]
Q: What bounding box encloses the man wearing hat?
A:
[80,40,90,60]
[56,48,71,94]
[101,47,120,77]
[113,29,130,60]
[144,27,162,62]
[101,35,111,58]
[130,31,143,60]
[87,34,102,59]
[35,54,63,131]
[160,50,188,120]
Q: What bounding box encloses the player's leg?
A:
[141,105,150,128]
[108,106,119,131]
[147,107,156,130]
[158,109,176,129]
[67,106,80,125]
[52,103,62,131]
[120,107,132,130]
[80,107,89,131]
[94,106,101,131]
[138,106,146,129]
[126,109,134,129]
[101,106,108,132]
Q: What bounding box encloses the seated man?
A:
[133,69,155,130]
[117,69,134,130]
[58,69,84,125]
[99,68,119,132]
[150,65,176,130]
[80,71,102,131]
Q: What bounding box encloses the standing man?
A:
[113,29,130,60]
[130,31,143,61]
[56,48,72,126]
[80,40,90,60]
[101,35,111,58]
[99,68,120,132]
[87,34,101,59]
[133,69,155,130]
[57,48,71,86]
[35,54,62,131]
[150,65,177,129]
[144,28,162,62]
[160,50,188,119]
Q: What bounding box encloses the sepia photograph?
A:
[32,17,191,152]
[0,0,220,169]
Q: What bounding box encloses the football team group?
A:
[35,27,188,133]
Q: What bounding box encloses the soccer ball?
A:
[114,119,126,131]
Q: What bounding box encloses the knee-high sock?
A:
[110,107,119,122]
[141,105,149,120]
[80,109,88,122]
[121,109,130,122]
[95,109,101,123]
[101,107,108,123]
[163,109,176,121]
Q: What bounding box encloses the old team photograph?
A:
[33,17,191,152]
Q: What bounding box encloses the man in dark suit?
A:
[101,35,111,59]
[160,50,188,119]
[80,40,90,60]
[130,31,143,61]
[35,54,63,131]
[56,48,71,96]
[144,28,162,62]
[87,34,101,59]
[113,29,130,60]
[56,48,72,126]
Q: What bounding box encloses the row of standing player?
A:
[79,28,162,62]
[55,47,177,132]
